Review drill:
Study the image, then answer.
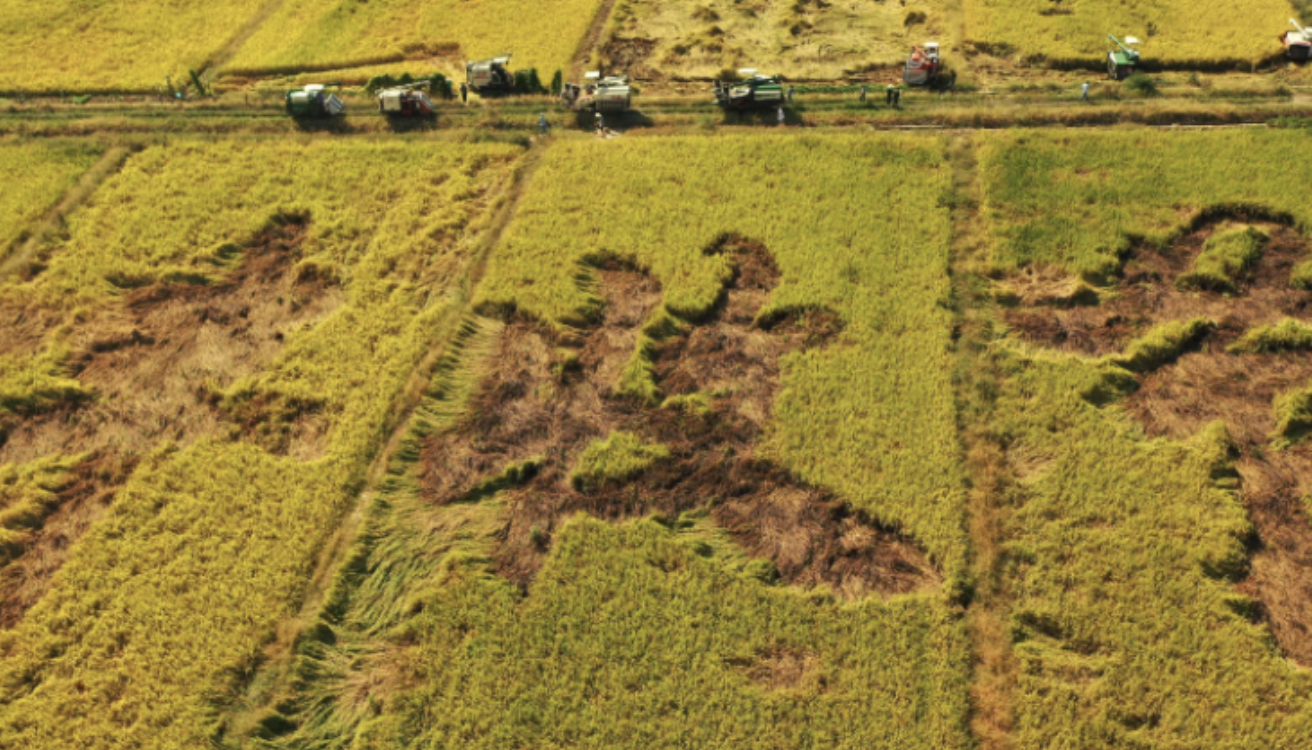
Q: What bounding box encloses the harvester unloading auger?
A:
[377,81,435,115]
[561,72,633,113]
[1106,34,1142,80]
[285,83,345,117]
[1283,19,1312,61]
[466,54,515,95]
[713,69,785,110]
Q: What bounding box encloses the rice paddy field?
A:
[223,0,606,79]
[962,0,1295,67]
[595,0,955,80]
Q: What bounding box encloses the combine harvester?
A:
[1282,19,1312,61]
[903,43,944,87]
[285,83,345,117]
[713,69,785,110]
[377,81,435,115]
[561,72,633,113]
[1106,35,1142,80]
[466,55,516,96]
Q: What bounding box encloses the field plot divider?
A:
[219,139,552,739]
[0,145,136,280]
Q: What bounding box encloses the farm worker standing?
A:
[1081,81,1090,101]
[787,85,795,103]
[886,84,895,105]
[860,85,868,102]
[777,106,785,126]
[894,87,902,108]
[595,111,604,132]
[460,82,468,103]
[539,113,549,134]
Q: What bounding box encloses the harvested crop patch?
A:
[597,0,955,79]
[421,246,934,597]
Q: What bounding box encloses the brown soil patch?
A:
[418,240,938,599]
[1005,216,1312,666]
[597,37,659,79]
[0,215,341,627]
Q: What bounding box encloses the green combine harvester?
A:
[1106,35,1142,80]
[713,69,785,110]
[285,83,345,117]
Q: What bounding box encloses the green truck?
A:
[285,83,345,117]
[1106,35,1142,80]
[714,69,785,110]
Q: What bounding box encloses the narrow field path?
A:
[569,0,623,81]
[201,0,296,79]
[219,137,551,740]
[946,135,1017,750]
[0,145,133,279]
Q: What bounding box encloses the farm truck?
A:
[1283,19,1312,61]
[377,81,435,115]
[561,72,633,113]
[1106,35,1142,80]
[466,55,516,95]
[285,83,345,117]
[714,69,785,110]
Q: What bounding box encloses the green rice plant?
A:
[1106,317,1215,373]
[0,346,90,417]
[570,431,670,491]
[0,142,102,254]
[1272,384,1312,448]
[0,139,523,749]
[1292,258,1312,291]
[978,130,1312,280]
[1228,319,1312,354]
[1175,225,1266,293]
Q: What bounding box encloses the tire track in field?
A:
[218,138,550,740]
[0,146,134,280]
[201,0,297,80]
[946,135,1017,750]
[570,0,623,81]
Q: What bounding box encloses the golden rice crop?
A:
[0,142,102,254]
[0,137,523,749]
[224,0,605,79]
[963,0,1291,66]
[0,0,267,92]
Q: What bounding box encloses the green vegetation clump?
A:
[571,431,670,491]
[0,347,89,417]
[1175,225,1265,293]
[1291,258,1312,290]
[0,456,79,563]
[1272,384,1312,448]
[1107,317,1214,373]
[1228,319,1312,354]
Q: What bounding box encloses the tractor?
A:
[713,69,785,110]
[1106,35,1142,80]
[1283,19,1312,61]
[561,72,633,113]
[466,55,515,96]
[903,43,943,87]
[285,83,345,117]
[377,81,435,116]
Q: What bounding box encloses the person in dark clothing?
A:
[886,84,895,105]
[460,82,468,103]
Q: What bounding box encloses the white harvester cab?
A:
[466,54,515,94]
[561,70,633,113]
[1285,19,1312,61]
